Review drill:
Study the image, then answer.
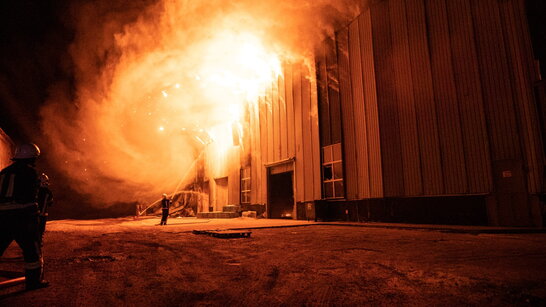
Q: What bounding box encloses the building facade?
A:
[202,0,545,227]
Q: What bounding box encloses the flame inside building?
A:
[38,0,546,226]
[40,0,360,210]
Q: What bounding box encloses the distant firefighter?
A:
[135,203,141,218]
[160,193,170,226]
[37,173,53,245]
[0,143,49,290]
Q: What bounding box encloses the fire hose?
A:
[138,148,206,216]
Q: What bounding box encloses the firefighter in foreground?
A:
[37,173,53,245]
[160,193,170,225]
[0,143,49,290]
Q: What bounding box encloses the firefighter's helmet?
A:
[162,193,168,199]
[12,143,40,160]
[39,173,50,187]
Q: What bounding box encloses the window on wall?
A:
[240,167,251,204]
[322,143,344,199]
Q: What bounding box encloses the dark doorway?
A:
[268,171,294,219]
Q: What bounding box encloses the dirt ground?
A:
[1,217,545,306]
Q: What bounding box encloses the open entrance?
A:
[214,177,228,211]
[268,170,294,219]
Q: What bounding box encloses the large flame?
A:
[40,0,360,206]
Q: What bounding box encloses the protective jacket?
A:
[0,161,39,211]
[160,198,170,225]
[161,198,170,210]
[0,160,45,290]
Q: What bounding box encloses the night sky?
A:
[0,1,73,142]
[0,1,83,218]
[0,1,149,218]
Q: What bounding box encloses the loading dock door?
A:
[268,171,294,219]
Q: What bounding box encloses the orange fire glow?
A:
[40,0,360,206]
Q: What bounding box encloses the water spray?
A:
[138,131,213,216]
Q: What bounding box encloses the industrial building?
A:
[200,0,546,227]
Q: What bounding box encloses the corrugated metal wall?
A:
[426,0,468,194]
[359,10,384,198]
[337,28,360,200]
[242,0,541,218]
[249,102,263,205]
[498,0,543,193]
[370,0,405,197]
[446,0,492,194]
[248,62,322,205]
[330,0,542,199]
[349,19,371,199]
[406,0,443,195]
[309,65,323,201]
[204,145,241,209]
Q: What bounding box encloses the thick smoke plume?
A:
[41,0,361,206]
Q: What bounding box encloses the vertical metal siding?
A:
[349,18,371,199]
[266,87,274,163]
[301,65,315,201]
[337,27,360,200]
[272,80,281,161]
[259,97,269,203]
[389,0,423,196]
[359,10,384,198]
[279,75,288,160]
[406,0,444,195]
[371,1,405,197]
[256,103,264,204]
[425,0,468,194]
[293,63,305,203]
[246,0,541,209]
[471,0,522,161]
[285,64,296,159]
[249,103,259,203]
[326,38,343,145]
[446,0,492,193]
[308,63,323,200]
[317,47,332,146]
[499,0,543,193]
